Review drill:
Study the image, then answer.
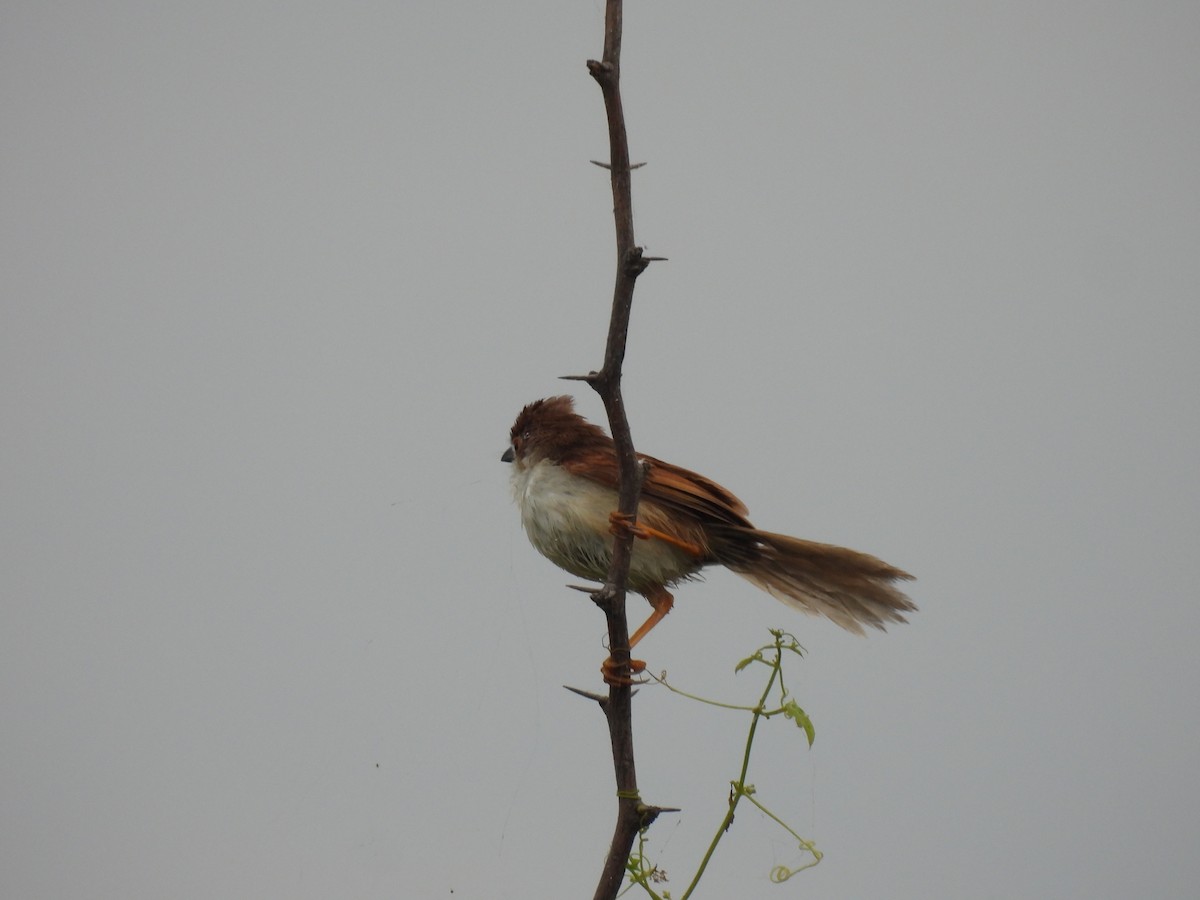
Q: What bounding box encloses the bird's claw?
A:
[601,654,648,686]
[608,511,646,539]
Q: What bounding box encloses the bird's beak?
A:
[501,447,514,463]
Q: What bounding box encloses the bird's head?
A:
[501,396,609,470]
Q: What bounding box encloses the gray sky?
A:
[4,2,1198,898]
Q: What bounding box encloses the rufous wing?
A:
[561,443,752,530]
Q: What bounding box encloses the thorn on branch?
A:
[590,160,647,171]
[566,583,602,595]
[638,804,682,829]
[564,684,610,706]
[559,372,600,383]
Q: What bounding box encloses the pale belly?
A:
[511,460,701,592]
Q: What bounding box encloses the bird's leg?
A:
[601,584,674,685]
[600,512,693,685]
[608,511,705,557]
[629,584,675,649]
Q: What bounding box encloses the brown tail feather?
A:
[718,528,916,635]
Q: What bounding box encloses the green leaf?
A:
[782,700,816,747]
[734,652,761,673]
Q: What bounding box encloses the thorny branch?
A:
[562,2,666,898]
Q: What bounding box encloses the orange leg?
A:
[601,585,675,685]
[629,585,675,649]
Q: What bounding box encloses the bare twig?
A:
[577,2,664,899]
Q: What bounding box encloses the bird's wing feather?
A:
[561,443,752,528]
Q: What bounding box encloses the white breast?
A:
[510,459,699,590]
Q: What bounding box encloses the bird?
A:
[502,396,915,682]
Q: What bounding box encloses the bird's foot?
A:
[601,654,648,686]
[608,511,642,539]
[608,512,704,557]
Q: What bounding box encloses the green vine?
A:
[623,630,823,898]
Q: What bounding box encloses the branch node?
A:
[623,246,650,278]
[586,59,614,81]
[638,804,682,829]
[590,583,619,612]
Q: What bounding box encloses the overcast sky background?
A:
[4,2,1199,898]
